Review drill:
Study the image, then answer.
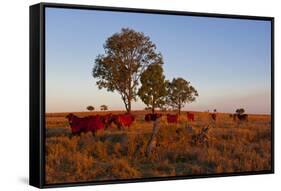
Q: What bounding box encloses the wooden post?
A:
[146,119,161,157]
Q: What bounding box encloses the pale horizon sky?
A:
[45,7,272,114]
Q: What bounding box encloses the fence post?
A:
[146,119,161,157]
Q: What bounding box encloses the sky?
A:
[45,7,272,114]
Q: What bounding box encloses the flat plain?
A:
[45,111,271,184]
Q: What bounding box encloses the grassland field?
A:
[45,111,271,184]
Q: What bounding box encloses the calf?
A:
[145,113,162,122]
[66,113,104,135]
[186,112,195,121]
[166,114,178,123]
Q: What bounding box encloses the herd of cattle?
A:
[65,111,248,136]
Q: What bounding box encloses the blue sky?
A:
[45,7,271,114]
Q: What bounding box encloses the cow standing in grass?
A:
[145,113,162,122]
[166,114,178,123]
[237,114,248,121]
[111,113,135,129]
[66,113,105,136]
[230,112,248,122]
[234,108,248,122]
[100,113,114,129]
[186,112,195,122]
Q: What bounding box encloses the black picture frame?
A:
[30,2,274,189]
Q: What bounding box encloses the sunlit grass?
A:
[45,111,271,184]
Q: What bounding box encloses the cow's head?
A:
[66,113,75,125]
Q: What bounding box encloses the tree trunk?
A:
[127,92,132,113]
[152,97,155,114]
[128,63,132,114]
[178,104,181,115]
[122,95,129,112]
[128,100,131,113]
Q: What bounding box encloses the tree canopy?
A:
[236,108,245,115]
[166,77,198,114]
[138,64,167,113]
[93,28,163,113]
[87,105,94,111]
[100,105,108,111]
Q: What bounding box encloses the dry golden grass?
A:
[45,111,271,184]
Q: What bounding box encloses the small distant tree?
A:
[236,108,245,115]
[138,64,167,114]
[87,105,95,112]
[100,105,108,111]
[166,77,198,115]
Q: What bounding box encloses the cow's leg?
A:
[112,120,122,130]
[91,130,96,137]
[74,131,81,136]
[103,123,108,130]
[118,123,123,130]
[71,132,81,138]
[105,119,113,130]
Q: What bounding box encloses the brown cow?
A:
[187,112,195,121]
[66,113,105,135]
[111,113,135,129]
[145,113,162,122]
[100,113,115,129]
[166,114,178,123]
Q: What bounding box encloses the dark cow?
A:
[166,114,178,123]
[230,113,248,122]
[210,113,217,121]
[145,113,162,122]
[100,113,114,129]
[111,113,135,129]
[66,113,105,135]
[186,112,195,121]
[237,114,248,121]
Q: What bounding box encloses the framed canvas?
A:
[30,2,274,188]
